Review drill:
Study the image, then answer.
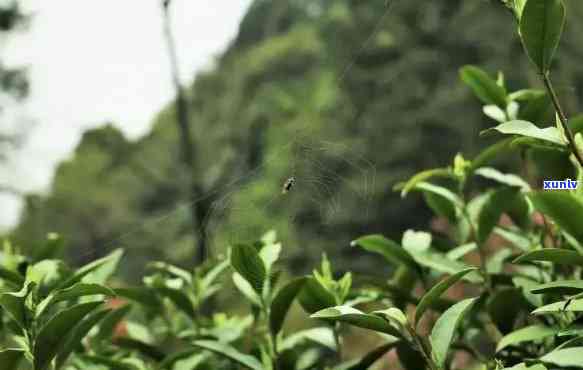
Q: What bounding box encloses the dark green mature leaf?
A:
[484,120,565,146]
[513,249,583,266]
[270,277,306,336]
[54,308,112,369]
[476,187,521,243]
[471,138,514,170]
[311,306,402,338]
[415,268,477,325]
[519,0,565,72]
[0,348,25,370]
[351,235,417,270]
[230,244,266,294]
[497,325,557,352]
[114,287,162,310]
[34,301,103,370]
[460,65,507,107]
[58,249,123,289]
[531,280,583,295]
[298,277,336,314]
[489,288,531,334]
[540,347,583,367]
[159,350,208,370]
[36,283,115,317]
[0,266,25,287]
[114,337,166,361]
[192,340,263,370]
[334,341,400,370]
[430,297,478,368]
[529,192,583,245]
[0,282,33,331]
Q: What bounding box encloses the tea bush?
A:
[3,0,583,369]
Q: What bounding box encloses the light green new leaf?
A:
[497,325,557,352]
[475,167,531,190]
[54,308,112,369]
[0,348,25,370]
[540,347,583,367]
[513,249,583,266]
[259,243,281,272]
[279,327,336,352]
[270,277,306,336]
[58,249,123,289]
[446,243,477,261]
[531,280,583,295]
[36,283,115,317]
[415,268,477,325]
[155,287,195,318]
[311,306,402,338]
[192,340,263,370]
[396,168,453,197]
[430,297,478,369]
[351,235,417,270]
[532,298,583,314]
[298,277,336,314]
[34,301,103,370]
[460,65,507,108]
[528,192,583,245]
[230,244,266,294]
[484,120,566,146]
[520,0,566,72]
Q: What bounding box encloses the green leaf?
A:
[58,249,123,289]
[532,298,583,314]
[540,347,583,367]
[513,249,583,266]
[460,65,507,107]
[519,0,565,72]
[476,187,521,243]
[406,250,482,283]
[36,283,115,317]
[114,287,162,311]
[159,350,208,370]
[402,230,432,253]
[147,261,192,284]
[396,168,453,197]
[230,244,266,294]
[0,282,34,331]
[471,138,514,170]
[232,272,262,306]
[54,308,112,369]
[531,280,583,295]
[298,277,336,314]
[351,235,417,271]
[192,340,263,370]
[528,192,583,245]
[475,167,531,190]
[484,120,566,146]
[497,325,557,352]
[34,301,103,370]
[259,242,282,272]
[488,288,531,334]
[0,266,25,287]
[415,268,477,325]
[0,348,25,370]
[334,341,399,370]
[155,286,195,318]
[446,243,477,261]
[114,337,166,361]
[429,297,478,368]
[279,327,336,352]
[503,364,547,370]
[270,277,306,336]
[311,306,402,338]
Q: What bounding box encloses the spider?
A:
[282,176,296,194]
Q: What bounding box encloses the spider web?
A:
[68,1,395,266]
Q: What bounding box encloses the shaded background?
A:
[3,0,583,281]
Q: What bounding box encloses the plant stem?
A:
[541,72,583,168]
[333,323,343,362]
[406,324,439,370]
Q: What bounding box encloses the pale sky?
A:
[0,0,251,229]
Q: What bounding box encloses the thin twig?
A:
[541,72,583,168]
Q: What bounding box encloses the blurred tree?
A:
[12,0,583,277]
